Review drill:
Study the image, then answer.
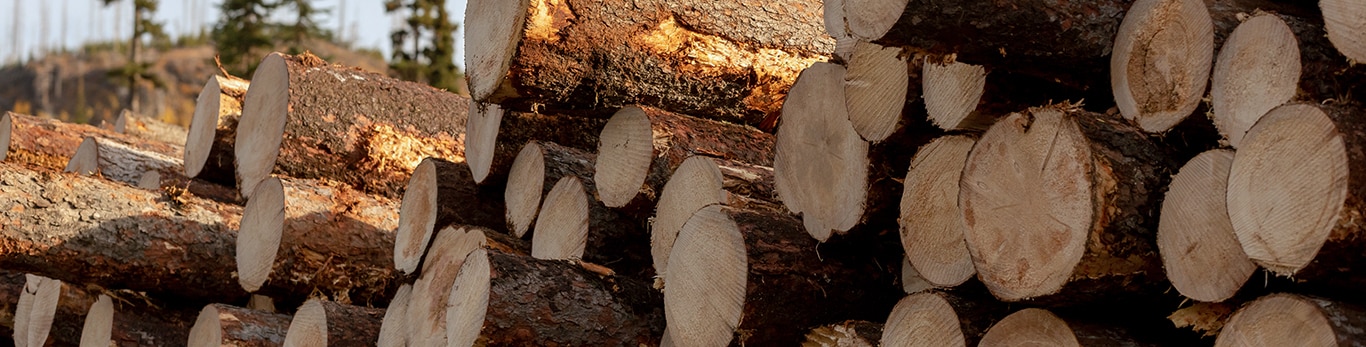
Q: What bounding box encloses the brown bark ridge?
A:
[0,271,197,347]
[1215,293,1366,346]
[444,247,664,347]
[81,136,183,186]
[664,204,903,346]
[960,105,1178,303]
[802,320,883,347]
[281,299,384,347]
[187,304,290,347]
[477,111,607,188]
[246,176,405,306]
[236,52,469,200]
[464,0,832,130]
[395,157,506,274]
[185,74,249,187]
[0,162,250,304]
[2,112,183,173]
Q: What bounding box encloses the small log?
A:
[1209,12,1300,148]
[978,308,1186,347]
[922,56,988,131]
[14,274,60,347]
[187,304,290,347]
[394,158,504,274]
[281,299,384,347]
[651,156,726,287]
[1215,294,1366,346]
[0,271,194,347]
[474,111,607,187]
[375,284,412,347]
[774,62,870,241]
[3,112,182,172]
[1157,149,1255,302]
[1111,0,1214,132]
[0,162,248,303]
[959,105,1178,302]
[1205,2,1366,105]
[0,112,10,162]
[404,227,489,346]
[65,136,182,186]
[532,176,590,260]
[235,52,468,199]
[465,102,503,183]
[803,320,883,347]
[185,74,250,186]
[444,247,664,346]
[843,41,909,142]
[1226,102,1366,284]
[880,292,967,346]
[464,0,832,129]
[899,135,977,288]
[663,204,903,346]
[120,111,189,147]
[1321,0,1366,62]
[236,176,402,305]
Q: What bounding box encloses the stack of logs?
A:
[0,0,1363,345]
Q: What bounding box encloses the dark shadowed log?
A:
[465,0,833,130]
[187,304,290,347]
[664,204,903,346]
[236,52,469,200]
[281,299,384,347]
[2,112,182,171]
[394,158,505,274]
[185,74,250,186]
[0,271,197,347]
[475,111,606,188]
[444,247,664,346]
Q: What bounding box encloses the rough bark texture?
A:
[470,248,664,346]
[154,169,244,205]
[475,0,833,130]
[85,137,183,186]
[193,74,249,187]
[122,114,190,147]
[3,112,183,172]
[262,53,469,198]
[0,162,249,304]
[529,142,653,279]
[199,304,291,346]
[311,300,385,346]
[723,206,904,346]
[479,111,606,187]
[429,158,507,234]
[259,177,405,306]
[621,106,776,214]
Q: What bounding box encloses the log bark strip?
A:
[0,162,248,303]
[2,112,182,172]
[187,304,290,347]
[236,52,469,199]
[281,299,384,347]
[464,0,832,129]
[185,74,249,186]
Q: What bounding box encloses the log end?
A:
[237,177,286,292]
[137,171,162,191]
[1227,104,1348,276]
[1210,13,1300,148]
[594,106,654,208]
[1214,294,1337,347]
[845,41,908,142]
[979,308,1079,347]
[775,62,869,241]
[1158,149,1254,302]
[651,156,726,287]
[466,103,504,184]
[186,75,225,178]
[505,142,547,238]
[396,158,442,274]
[880,293,965,347]
[187,305,224,347]
[1,112,11,162]
[377,284,413,347]
[15,274,61,347]
[530,176,589,260]
[901,135,977,288]
[465,0,532,101]
[236,53,291,200]
[843,0,909,40]
[64,137,99,176]
[663,204,748,347]
[1110,0,1214,133]
[923,58,987,132]
[444,248,493,347]
[281,299,327,347]
[407,227,487,346]
[1320,0,1366,63]
[77,294,114,347]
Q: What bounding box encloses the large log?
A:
[235,176,403,306]
[185,74,250,186]
[663,204,903,346]
[959,105,1178,302]
[187,304,290,347]
[2,112,182,171]
[235,52,468,200]
[404,226,489,346]
[463,0,832,129]
[281,299,384,347]
[0,162,248,303]
[899,135,977,288]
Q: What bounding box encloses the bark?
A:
[83,137,182,186]
[257,176,405,306]
[428,158,506,234]
[459,248,664,346]
[187,74,249,187]
[190,304,290,347]
[802,320,883,347]
[2,112,182,173]
[242,52,469,199]
[0,271,197,347]
[478,111,606,187]
[0,162,249,304]
[468,0,833,130]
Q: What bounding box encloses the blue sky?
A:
[1,0,469,68]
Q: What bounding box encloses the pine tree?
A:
[102,0,167,114]
[385,0,463,93]
[277,0,332,54]
[212,0,277,76]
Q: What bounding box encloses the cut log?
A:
[465,103,503,183]
[136,170,161,190]
[1207,2,1366,105]
[532,176,590,260]
[2,112,183,173]
[14,274,60,347]
[185,74,250,186]
[1321,0,1366,62]
[1210,13,1300,148]
[651,156,725,288]
[444,247,664,346]
[394,158,505,274]
[0,112,10,162]
[1226,102,1365,281]
[375,284,412,347]
[959,106,1177,302]
[1111,0,1214,133]
[0,271,194,346]
[978,309,1079,347]
[79,294,113,347]
[774,62,870,241]
[64,137,99,175]
[1157,149,1255,303]
[70,136,183,186]
[475,111,607,188]
[594,107,654,207]
[111,109,128,134]
[405,226,488,346]
[837,0,909,41]
[899,135,976,288]
[504,142,549,238]
[663,204,902,346]
[1215,294,1366,346]
[844,41,909,142]
[803,320,883,347]
[235,52,468,199]
[880,292,966,347]
[235,175,403,305]
[922,56,988,131]
[900,257,933,294]
[187,304,290,347]
[281,299,384,347]
[0,162,249,303]
[247,294,276,313]
[121,112,190,147]
[463,0,831,129]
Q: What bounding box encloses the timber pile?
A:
[0,0,1363,345]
